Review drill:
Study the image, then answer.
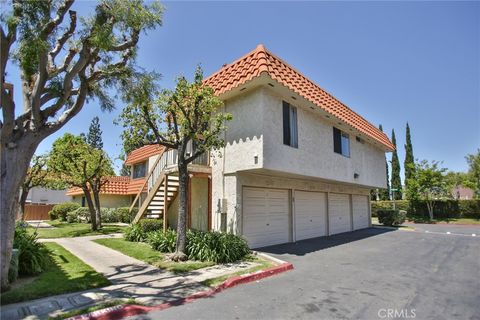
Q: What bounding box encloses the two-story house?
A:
[131,44,394,248]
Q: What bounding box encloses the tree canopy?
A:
[390,129,402,200]
[405,160,449,219]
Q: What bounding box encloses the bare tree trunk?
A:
[427,201,434,220]
[92,187,102,229]
[1,142,37,291]
[83,189,97,231]
[18,187,30,221]
[173,160,189,261]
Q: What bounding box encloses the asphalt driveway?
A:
[129,225,480,320]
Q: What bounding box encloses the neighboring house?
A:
[132,44,395,248]
[452,186,475,200]
[66,145,165,208]
[27,187,71,204]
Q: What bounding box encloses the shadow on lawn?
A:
[1,243,110,305]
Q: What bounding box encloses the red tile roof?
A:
[66,176,140,196]
[125,145,165,165]
[205,44,395,151]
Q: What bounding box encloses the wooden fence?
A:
[21,204,55,221]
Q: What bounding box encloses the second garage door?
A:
[243,187,289,248]
[328,193,352,235]
[294,191,327,241]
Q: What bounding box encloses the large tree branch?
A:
[41,0,75,38]
[140,104,177,149]
[49,10,77,68]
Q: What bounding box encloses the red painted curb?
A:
[69,262,293,320]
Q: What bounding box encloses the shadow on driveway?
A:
[258,227,395,256]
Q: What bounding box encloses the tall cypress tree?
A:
[390,129,402,200]
[86,117,103,150]
[404,122,415,188]
[379,125,390,200]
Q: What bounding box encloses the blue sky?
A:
[6,1,479,178]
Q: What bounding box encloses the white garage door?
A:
[352,195,370,230]
[294,191,327,241]
[243,187,289,248]
[328,193,352,235]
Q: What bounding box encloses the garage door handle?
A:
[266,223,270,226]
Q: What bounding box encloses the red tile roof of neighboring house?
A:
[66,176,132,196]
[125,145,165,165]
[204,44,395,151]
[127,178,147,195]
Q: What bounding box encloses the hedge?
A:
[372,200,480,219]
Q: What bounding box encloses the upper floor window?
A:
[132,161,147,179]
[283,101,298,148]
[333,127,350,157]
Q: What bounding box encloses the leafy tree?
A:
[445,171,475,199]
[118,67,231,261]
[404,122,415,189]
[466,149,480,198]
[0,0,162,290]
[19,154,66,220]
[390,129,402,200]
[49,134,114,230]
[86,116,103,149]
[406,160,449,219]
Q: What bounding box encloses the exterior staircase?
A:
[145,175,179,219]
[129,143,210,224]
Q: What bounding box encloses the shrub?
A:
[49,202,80,221]
[124,224,145,242]
[71,207,91,223]
[13,226,50,275]
[377,209,406,226]
[371,200,409,217]
[186,230,251,263]
[113,207,137,223]
[147,229,177,253]
[138,219,163,233]
[101,208,119,223]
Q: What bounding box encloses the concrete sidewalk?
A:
[1,234,258,320]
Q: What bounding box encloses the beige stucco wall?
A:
[211,86,387,193]
[211,172,371,235]
[72,194,131,208]
[167,177,209,231]
[261,88,387,188]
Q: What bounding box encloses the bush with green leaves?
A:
[114,207,137,223]
[101,208,120,223]
[377,209,406,226]
[124,224,145,242]
[186,230,251,263]
[49,202,80,221]
[124,219,163,242]
[13,226,50,275]
[138,219,163,233]
[147,229,177,253]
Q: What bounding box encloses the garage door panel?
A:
[328,193,351,235]
[352,195,369,230]
[243,187,289,248]
[295,191,327,241]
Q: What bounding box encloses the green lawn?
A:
[1,242,110,305]
[93,238,214,273]
[202,255,276,287]
[28,220,127,239]
[408,217,480,225]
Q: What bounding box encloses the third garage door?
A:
[294,191,327,241]
[243,187,289,248]
[352,195,370,230]
[328,193,352,235]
